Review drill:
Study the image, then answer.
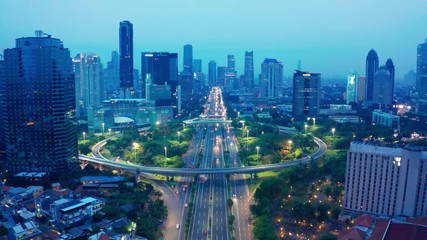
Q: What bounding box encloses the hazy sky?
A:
[1,0,426,80]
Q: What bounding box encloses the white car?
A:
[185,203,188,208]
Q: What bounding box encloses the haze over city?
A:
[1,0,426,79]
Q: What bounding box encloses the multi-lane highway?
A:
[85,87,328,240]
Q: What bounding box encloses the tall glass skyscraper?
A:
[2,31,78,174]
[365,49,379,102]
[292,70,321,119]
[208,60,217,87]
[417,39,427,98]
[260,58,283,100]
[103,51,120,97]
[346,72,358,104]
[183,44,193,74]
[244,51,254,91]
[119,21,134,97]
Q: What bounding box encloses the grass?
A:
[245,170,281,193]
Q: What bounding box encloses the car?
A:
[176,224,180,229]
[185,203,188,208]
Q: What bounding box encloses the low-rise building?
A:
[372,110,400,130]
[8,221,42,240]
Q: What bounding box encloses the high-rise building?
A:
[227,55,235,72]
[260,58,283,100]
[73,54,104,119]
[2,31,78,173]
[346,72,358,104]
[344,142,427,217]
[141,52,179,115]
[244,51,254,92]
[373,64,394,106]
[365,49,379,102]
[417,39,427,98]
[103,51,120,98]
[357,76,366,102]
[193,59,204,89]
[183,44,193,74]
[0,56,5,162]
[208,60,217,86]
[292,70,321,119]
[119,21,133,97]
[217,66,226,87]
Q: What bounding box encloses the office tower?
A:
[227,55,235,72]
[183,44,193,74]
[365,49,379,102]
[346,72,358,104]
[292,70,321,119]
[141,52,178,115]
[244,51,254,91]
[417,39,427,98]
[217,66,226,87]
[193,59,204,89]
[103,51,120,98]
[208,60,217,86]
[372,65,394,106]
[260,58,283,100]
[0,57,5,162]
[344,142,427,217]
[73,54,104,119]
[2,31,78,173]
[357,76,366,102]
[119,21,133,97]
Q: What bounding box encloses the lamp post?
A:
[288,140,293,151]
[133,142,139,161]
[256,146,260,165]
[164,146,167,158]
[304,124,308,132]
[102,122,105,135]
[332,128,336,138]
[82,132,86,141]
[313,117,316,127]
[177,131,181,142]
[108,128,112,136]
[240,120,245,129]
[246,130,249,138]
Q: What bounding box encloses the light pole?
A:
[108,128,112,136]
[256,146,260,165]
[332,128,336,138]
[246,130,249,138]
[164,146,167,158]
[288,140,293,151]
[133,142,139,161]
[240,120,245,129]
[304,124,308,132]
[177,131,181,142]
[313,117,316,127]
[102,122,105,135]
[82,132,86,141]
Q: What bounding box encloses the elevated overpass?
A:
[183,117,232,125]
[79,136,327,176]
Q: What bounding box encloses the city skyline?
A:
[0,0,426,79]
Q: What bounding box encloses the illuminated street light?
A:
[133,142,140,161]
[304,124,308,132]
[313,117,316,126]
[164,146,167,158]
[102,122,105,134]
[177,131,181,142]
[239,120,245,129]
[256,146,260,165]
[332,128,336,138]
[82,132,86,141]
[246,130,249,138]
[288,140,293,151]
[108,128,112,136]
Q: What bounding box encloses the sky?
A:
[0,0,426,80]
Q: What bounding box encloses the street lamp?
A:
[246,130,249,138]
[133,142,139,161]
[307,117,311,122]
[82,132,86,141]
[177,131,181,142]
[331,128,336,138]
[304,124,308,132]
[164,146,167,158]
[102,122,105,134]
[256,146,260,165]
[239,120,245,129]
[313,118,316,127]
[288,140,293,151]
[108,128,112,136]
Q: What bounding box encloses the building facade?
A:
[103,51,120,98]
[346,72,359,104]
[244,51,254,92]
[260,58,283,100]
[208,60,217,87]
[366,49,379,102]
[373,64,394,106]
[2,31,78,173]
[372,110,400,130]
[183,44,193,74]
[119,21,133,97]
[417,39,427,98]
[345,142,427,217]
[292,70,321,119]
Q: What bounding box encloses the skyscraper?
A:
[365,49,379,102]
[357,76,366,102]
[73,54,104,119]
[346,72,358,104]
[260,58,283,100]
[103,51,120,98]
[141,52,179,115]
[417,39,427,98]
[193,59,204,89]
[0,56,5,162]
[119,21,133,97]
[183,44,193,74]
[293,70,321,119]
[208,60,217,86]
[227,55,235,72]
[244,51,254,92]
[2,31,78,174]
[373,65,394,106]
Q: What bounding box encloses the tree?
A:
[227,198,233,209]
[319,233,338,240]
[228,215,235,227]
